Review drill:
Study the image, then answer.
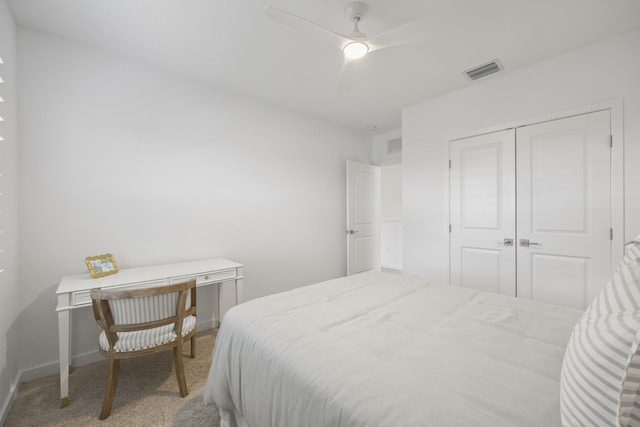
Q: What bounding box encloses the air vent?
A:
[387,138,402,154]
[464,59,503,81]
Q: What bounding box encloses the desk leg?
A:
[217,272,243,328]
[217,282,222,328]
[58,309,71,408]
[235,277,243,306]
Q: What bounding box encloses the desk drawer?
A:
[72,290,92,306]
[171,269,236,286]
[71,279,169,307]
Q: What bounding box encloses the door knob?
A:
[346,229,359,235]
[520,239,542,247]
[498,238,514,246]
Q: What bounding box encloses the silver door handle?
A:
[346,229,359,235]
[497,238,513,246]
[520,239,542,247]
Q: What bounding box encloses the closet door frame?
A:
[448,98,624,281]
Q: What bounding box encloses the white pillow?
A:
[560,239,640,426]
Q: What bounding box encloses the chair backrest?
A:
[91,279,196,350]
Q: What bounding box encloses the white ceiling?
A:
[8,0,640,134]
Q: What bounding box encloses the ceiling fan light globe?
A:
[343,41,368,59]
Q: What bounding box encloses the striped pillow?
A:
[560,239,640,426]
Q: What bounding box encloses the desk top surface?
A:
[57,258,242,294]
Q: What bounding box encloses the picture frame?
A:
[85,253,119,278]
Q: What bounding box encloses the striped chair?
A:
[91,279,197,419]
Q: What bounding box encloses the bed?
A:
[204,271,584,427]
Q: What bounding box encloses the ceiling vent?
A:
[387,137,402,154]
[464,59,503,81]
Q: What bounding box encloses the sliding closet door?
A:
[450,129,516,296]
[516,110,611,309]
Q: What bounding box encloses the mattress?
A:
[204,271,582,427]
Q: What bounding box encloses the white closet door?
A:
[516,110,611,309]
[450,129,516,296]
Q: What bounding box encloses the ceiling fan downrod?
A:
[344,1,368,23]
[344,1,368,40]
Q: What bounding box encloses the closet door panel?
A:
[450,129,516,296]
[459,247,504,294]
[528,131,587,232]
[516,110,611,309]
[526,254,589,309]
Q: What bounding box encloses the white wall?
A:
[0,0,20,421]
[380,164,402,270]
[381,165,402,219]
[372,128,402,166]
[17,28,371,375]
[402,29,640,282]
[374,128,403,270]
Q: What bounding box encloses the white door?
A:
[346,160,380,275]
[450,110,612,309]
[516,110,611,309]
[450,129,517,296]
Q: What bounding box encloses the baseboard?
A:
[1,350,113,422]
[0,318,219,421]
[19,348,105,384]
[0,371,21,426]
[381,262,402,269]
[20,318,217,383]
[198,318,217,331]
[381,265,402,273]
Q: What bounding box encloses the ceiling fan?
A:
[265,1,462,61]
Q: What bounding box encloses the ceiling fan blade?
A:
[367,9,464,52]
[265,6,352,50]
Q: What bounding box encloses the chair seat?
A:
[99,315,197,352]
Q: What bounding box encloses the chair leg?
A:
[190,335,196,358]
[173,344,189,397]
[100,358,120,420]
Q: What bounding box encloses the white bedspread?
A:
[204,271,582,427]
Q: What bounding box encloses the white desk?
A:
[55,258,243,408]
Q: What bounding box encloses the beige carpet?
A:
[5,329,221,426]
